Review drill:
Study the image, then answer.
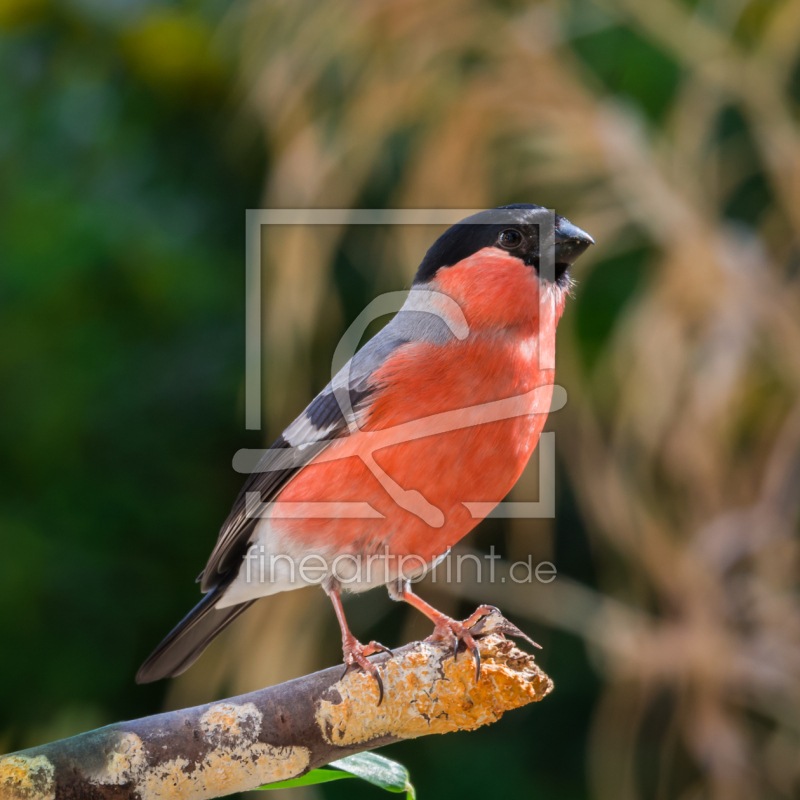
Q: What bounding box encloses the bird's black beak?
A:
[553,218,594,279]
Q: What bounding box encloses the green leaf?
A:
[255,768,352,790]
[331,752,416,799]
[256,752,416,798]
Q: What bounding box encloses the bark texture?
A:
[0,610,552,800]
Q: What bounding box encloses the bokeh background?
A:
[2,0,800,798]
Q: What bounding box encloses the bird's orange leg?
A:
[328,588,391,705]
[398,584,499,681]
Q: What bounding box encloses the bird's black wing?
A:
[198,330,408,593]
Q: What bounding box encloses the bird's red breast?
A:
[269,249,567,566]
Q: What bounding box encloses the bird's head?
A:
[412,204,594,329]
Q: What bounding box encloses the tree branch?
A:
[0,610,552,800]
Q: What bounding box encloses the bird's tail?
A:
[136,583,254,684]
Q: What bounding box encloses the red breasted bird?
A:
[137,205,594,700]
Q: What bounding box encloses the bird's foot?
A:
[424,606,497,681]
[340,636,392,706]
[425,605,541,682]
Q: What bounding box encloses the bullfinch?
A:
[137,204,594,702]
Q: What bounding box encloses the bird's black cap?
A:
[413,203,594,285]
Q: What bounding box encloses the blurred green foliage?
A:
[571,25,682,123]
[0,0,263,747]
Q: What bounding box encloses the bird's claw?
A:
[340,638,390,706]
[425,619,483,682]
[425,605,541,683]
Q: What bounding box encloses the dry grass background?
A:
[166,1,800,797]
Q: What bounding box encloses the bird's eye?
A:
[498,229,523,249]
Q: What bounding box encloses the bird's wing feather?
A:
[198,326,412,592]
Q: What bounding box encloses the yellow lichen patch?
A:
[200,702,261,744]
[94,732,146,785]
[88,702,309,798]
[0,754,55,800]
[316,634,552,746]
[137,743,309,800]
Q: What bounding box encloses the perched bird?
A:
[137,204,594,701]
